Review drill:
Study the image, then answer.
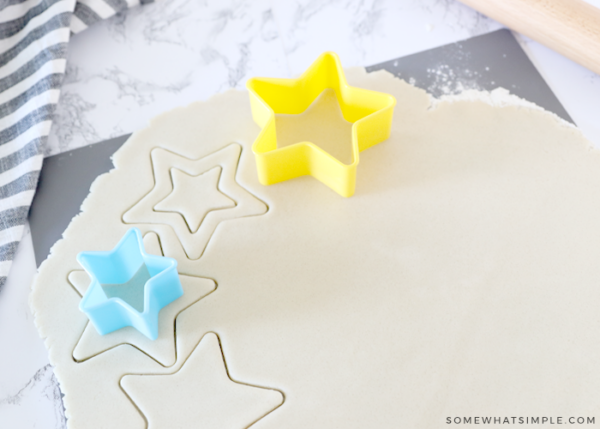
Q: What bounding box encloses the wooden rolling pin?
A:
[457,0,600,75]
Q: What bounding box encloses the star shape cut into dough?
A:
[154,167,235,234]
[247,51,396,197]
[69,232,216,367]
[123,143,267,260]
[121,333,284,429]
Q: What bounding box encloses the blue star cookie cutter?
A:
[77,228,183,340]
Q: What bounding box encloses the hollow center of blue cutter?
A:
[100,264,151,313]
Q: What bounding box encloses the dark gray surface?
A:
[29,135,130,265]
[367,29,572,123]
[28,29,573,266]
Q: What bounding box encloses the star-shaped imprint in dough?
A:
[69,232,216,367]
[154,167,235,233]
[123,143,267,259]
[121,333,284,428]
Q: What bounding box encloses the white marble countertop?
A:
[2,0,600,427]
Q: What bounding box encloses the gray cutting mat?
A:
[29,29,573,266]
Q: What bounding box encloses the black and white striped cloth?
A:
[0,0,152,289]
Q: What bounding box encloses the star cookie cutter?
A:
[77,228,183,340]
[246,51,396,197]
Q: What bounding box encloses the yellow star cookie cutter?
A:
[246,52,396,197]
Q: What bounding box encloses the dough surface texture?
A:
[31,69,600,428]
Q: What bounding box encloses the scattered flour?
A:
[408,61,576,132]
[428,87,577,132]
[425,64,483,96]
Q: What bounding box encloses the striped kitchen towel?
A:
[0,0,153,290]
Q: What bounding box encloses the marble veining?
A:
[48,92,99,155]
[103,66,193,104]
[424,0,498,36]
[43,0,600,158]
[0,365,66,428]
[46,0,292,156]
[45,0,508,156]
[0,224,67,429]
[272,0,504,74]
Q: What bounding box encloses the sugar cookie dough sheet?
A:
[31,69,600,429]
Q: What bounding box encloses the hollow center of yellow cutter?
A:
[275,88,354,165]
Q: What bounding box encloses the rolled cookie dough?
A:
[31,68,600,428]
